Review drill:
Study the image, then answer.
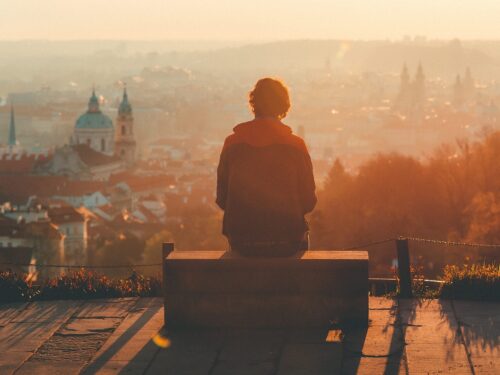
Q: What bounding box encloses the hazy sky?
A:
[1,0,499,41]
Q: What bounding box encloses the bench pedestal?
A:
[163,250,368,328]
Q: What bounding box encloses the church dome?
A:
[76,112,113,129]
[75,90,113,129]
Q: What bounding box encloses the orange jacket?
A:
[216,118,317,244]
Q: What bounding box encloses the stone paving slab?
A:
[82,360,149,375]
[399,299,472,375]
[0,352,32,374]
[454,300,500,375]
[277,343,343,375]
[0,302,28,326]
[145,344,218,375]
[90,330,160,364]
[74,298,138,319]
[341,357,405,375]
[14,362,83,375]
[87,301,163,367]
[0,320,64,353]
[342,298,405,375]
[211,360,276,375]
[1,297,498,374]
[11,300,82,323]
[60,317,122,336]
[113,299,163,334]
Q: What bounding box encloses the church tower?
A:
[463,66,475,100]
[115,88,136,165]
[400,63,410,93]
[395,63,411,110]
[413,62,425,106]
[8,105,17,153]
[453,74,464,109]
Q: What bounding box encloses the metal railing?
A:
[1,237,498,298]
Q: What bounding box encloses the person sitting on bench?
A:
[216,77,317,256]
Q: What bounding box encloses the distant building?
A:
[34,144,124,181]
[115,88,137,166]
[0,106,22,155]
[463,67,475,98]
[73,89,114,156]
[8,106,17,151]
[48,205,88,265]
[453,75,464,109]
[0,214,64,277]
[394,62,426,122]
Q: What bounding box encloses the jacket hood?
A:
[226,118,302,149]
[233,118,292,134]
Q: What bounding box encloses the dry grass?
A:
[439,263,500,301]
[0,269,162,304]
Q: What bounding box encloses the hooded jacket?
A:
[216,118,317,244]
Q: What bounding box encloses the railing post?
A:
[162,242,174,326]
[396,238,413,298]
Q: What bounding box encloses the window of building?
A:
[121,125,126,136]
[101,139,106,151]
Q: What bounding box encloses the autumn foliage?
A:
[310,131,500,276]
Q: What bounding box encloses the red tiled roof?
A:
[54,180,107,196]
[121,175,176,192]
[72,144,121,167]
[0,175,108,204]
[0,153,49,174]
[0,175,69,205]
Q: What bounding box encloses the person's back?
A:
[216,78,317,256]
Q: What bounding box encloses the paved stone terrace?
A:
[0,297,498,374]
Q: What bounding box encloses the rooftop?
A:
[0,297,497,374]
[72,144,121,167]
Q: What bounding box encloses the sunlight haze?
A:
[1,0,500,40]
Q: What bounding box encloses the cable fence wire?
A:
[404,236,500,249]
[1,236,498,280]
[403,236,500,280]
[0,262,162,269]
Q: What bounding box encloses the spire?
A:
[453,75,464,108]
[118,86,132,116]
[463,66,474,94]
[415,62,425,82]
[401,63,409,79]
[400,63,410,88]
[8,105,16,147]
[88,88,100,113]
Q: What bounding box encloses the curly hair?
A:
[249,78,291,119]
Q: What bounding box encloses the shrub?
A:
[439,263,500,301]
[0,269,162,303]
[0,270,36,303]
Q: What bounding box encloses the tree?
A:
[143,230,173,265]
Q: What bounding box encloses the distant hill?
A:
[176,39,500,79]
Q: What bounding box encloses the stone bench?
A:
[163,247,368,328]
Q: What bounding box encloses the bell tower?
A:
[115,87,136,165]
